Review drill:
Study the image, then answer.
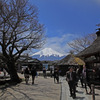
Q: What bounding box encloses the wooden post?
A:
[91,84,95,100]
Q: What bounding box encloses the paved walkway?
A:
[0,73,100,100]
[60,77,100,100]
[0,73,61,100]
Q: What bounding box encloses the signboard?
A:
[43,64,48,70]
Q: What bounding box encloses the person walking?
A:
[43,67,47,78]
[66,67,77,99]
[24,67,30,84]
[31,66,37,84]
[81,65,95,94]
[54,68,59,83]
[50,68,53,78]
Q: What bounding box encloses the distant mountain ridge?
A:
[30,48,66,61]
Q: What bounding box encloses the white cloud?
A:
[42,33,78,55]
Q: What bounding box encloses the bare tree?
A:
[68,33,96,54]
[0,0,45,82]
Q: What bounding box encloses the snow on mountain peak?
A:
[31,48,65,57]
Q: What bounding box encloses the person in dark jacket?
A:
[24,67,30,84]
[31,67,37,84]
[82,65,95,94]
[43,67,47,78]
[54,68,59,83]
[66,67,77,99]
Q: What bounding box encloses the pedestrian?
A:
[50,68,53,78]
[43,67,47,78]
[31,66,37,84]
[24,67,30,84]
[76,67,83,88]
[54,68,59,83]
[81,65,95,94]
[66,67,77,99]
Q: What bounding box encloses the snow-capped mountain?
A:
[31,48,66,61]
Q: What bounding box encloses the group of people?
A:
[42,66,60,83]
[23,64,95,99]
[23,66,37,84]
[24,66,60,84]
[66,65,95,99]
[23,64,96,99]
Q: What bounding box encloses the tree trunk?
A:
[7,61,21,83]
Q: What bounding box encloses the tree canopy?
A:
[0,0,45,62]
[0,0,45,82]
[68,33,96,54]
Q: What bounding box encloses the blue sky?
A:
[29,0,100,54]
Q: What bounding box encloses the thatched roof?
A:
[58,54,85,65]
[77,31,100,57]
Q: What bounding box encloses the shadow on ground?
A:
[0,80,34,100]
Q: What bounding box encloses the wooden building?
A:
[57,54,85,76]
[77,29,100,84]
[17,55,43,71]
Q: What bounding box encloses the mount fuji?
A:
[30,48,66,61]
